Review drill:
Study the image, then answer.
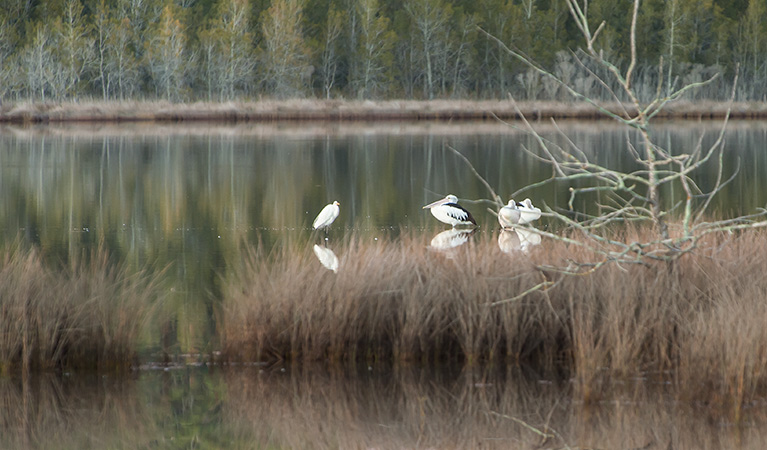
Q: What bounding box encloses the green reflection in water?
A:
[0,121,765,355]
[0,369,236,449]
[2,366,766,449]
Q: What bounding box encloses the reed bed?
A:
[221,227,767,412]
[0,243,163,374]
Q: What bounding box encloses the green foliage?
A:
[0,0,760,101]
[259,0,311,98]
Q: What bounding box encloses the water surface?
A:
[1,120,766,448]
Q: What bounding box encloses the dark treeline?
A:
[1,0,765,103]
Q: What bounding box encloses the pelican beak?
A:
[423,197,448,209]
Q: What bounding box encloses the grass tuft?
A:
[0,242,163,374]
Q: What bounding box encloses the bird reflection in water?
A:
[313,244,339,273]
[498,227,542,253]
[429,228,477,251]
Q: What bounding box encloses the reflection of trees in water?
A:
[223,365,767,450]
[0,370,233,449]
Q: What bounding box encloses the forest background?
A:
[0,0,765,104]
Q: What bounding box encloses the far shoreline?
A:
[1,99,766,124]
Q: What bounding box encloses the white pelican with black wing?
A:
[423,194,477,227]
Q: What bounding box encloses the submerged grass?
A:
[221,227,767,412]
[0,242,163,374]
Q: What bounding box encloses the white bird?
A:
[422,194,476,227]
[498,199,521,228]
[516,198,541,225]
[312,201,340,230]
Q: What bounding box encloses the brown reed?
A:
[220,227,767,413]
[0,242,163,374]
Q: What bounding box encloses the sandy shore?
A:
[1,99,766,123]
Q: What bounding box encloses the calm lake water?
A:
[1,120,767,448]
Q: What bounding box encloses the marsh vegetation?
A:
[220,227,767,415]
[0,243,163,375]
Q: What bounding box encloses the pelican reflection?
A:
[498,227,542,253]
[313,244,339,272]
[429,228,476,251]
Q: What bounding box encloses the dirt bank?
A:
[1,99,766,123]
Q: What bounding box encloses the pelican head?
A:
[422,194,458,209]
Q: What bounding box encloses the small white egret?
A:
[422,194,476,227]
[516,198,541,224]
[498,199,521,228]
[312,201,340,230]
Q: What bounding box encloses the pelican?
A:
[312,201,340,230]
[516,198,541,225]
[498,200,521,228]
[422,194,476,227]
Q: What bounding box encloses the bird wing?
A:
[446,203,476,224]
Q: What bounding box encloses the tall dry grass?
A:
[221,227,767,413]
[0,242,163,374]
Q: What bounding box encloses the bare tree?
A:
[144,4,189,100]
[319,8,344,99]
[259,0,310,98]
[199,0,254,100]
[352,0,395,99]
[54,0,93,99]
[405,0,452,99]
[21,23,54,101]
[476,0,767,282]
